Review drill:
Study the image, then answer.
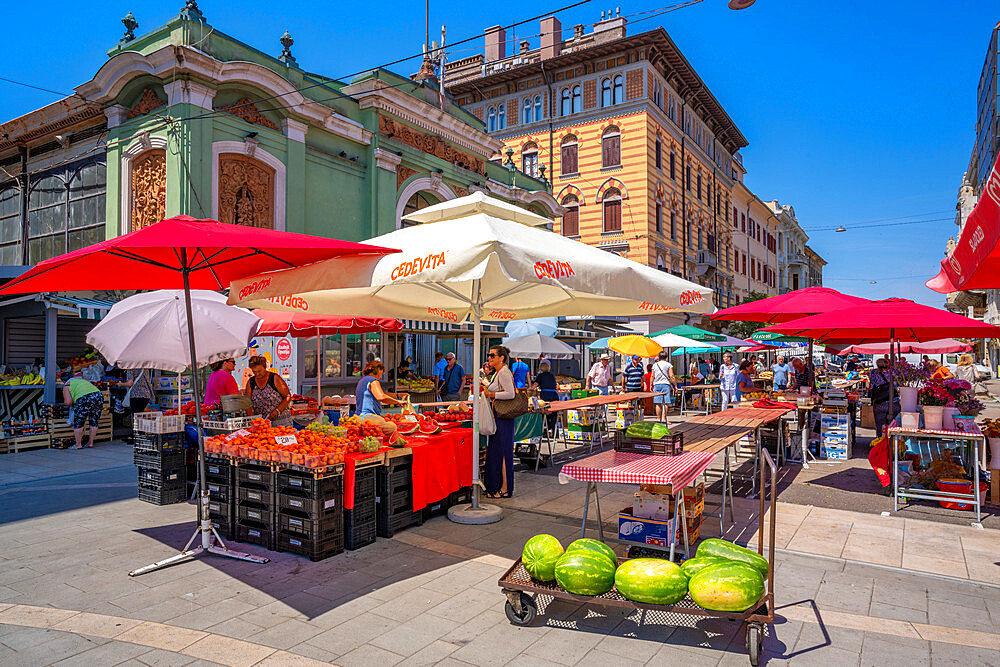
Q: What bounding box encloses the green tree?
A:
[723,291,772,340]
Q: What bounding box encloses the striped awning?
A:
[555,326,599,340]
[401,319,507,335]
[42,296,116,320]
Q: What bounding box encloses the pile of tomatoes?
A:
[204,418,354,467]
[164,401,205,417]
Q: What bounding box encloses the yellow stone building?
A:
[447,14,748,325]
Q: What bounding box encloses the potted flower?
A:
[891,360,928,413]
[942,379,973,430]
[917,383,951,430]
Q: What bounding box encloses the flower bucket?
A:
[922,405,945,431]
[941,406,959,431]
[989,437,1000,470]
[898,386,918,413]
[900,412,920,429]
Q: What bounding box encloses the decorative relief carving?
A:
[127,88,166,119]
[452,185,468,198]
[583,80,597,109]
[380,117,485,175]
[626,69,643,100]
[218,154,275,228]
[215,98,278,130]
[131,149,166,231]
[396,166,418,190]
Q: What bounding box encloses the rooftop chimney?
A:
[484,25,506,62]
[520,40,530,54]
[540,17,562,60]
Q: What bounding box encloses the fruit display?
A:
[687,561,765,612]
[625,421,671,439]
[521,534,564,582]
[565,538,617,567]
[394,377,435,393]
[554,551,616,596]
[205,418,357,466]
[614,558,688,605]
[696,539,769,576]
[0,371,44,386]
[680,556,728,579]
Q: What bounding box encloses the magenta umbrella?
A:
[832,339,973,356]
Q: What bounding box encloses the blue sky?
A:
[1,0,997,306]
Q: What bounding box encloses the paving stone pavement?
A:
[1,447,999,665]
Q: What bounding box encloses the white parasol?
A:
[504,333,580,360]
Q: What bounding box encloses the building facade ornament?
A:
[121,12,138,44]
[373,148,402,172]
[131,150,167,232]
[126,88,166,119]
[215,97,278,130]
[379,116,485,175]
[163,79,215,111]
[281,117,308,143]
[396,166,418,190]
[218,153,275,228]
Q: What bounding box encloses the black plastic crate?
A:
[237,504,274,526]
[377,487,413,514]
[134,449,186,471]
[209,517,234,540]
[133,432,184,452]
[421,496,450,521]
[236,521,273,549]
[276,530,344,561]
[376,507,422,538]
[137,466,186,488]
[237,465,275,490]
[237,486,275,507]
[138,484,186,505]
[204,459,234,483]
[277,469,343,496]
[449,486,472,506]
[352,466,376,501]
[207,498,233,522]
[206,481,232,503]
[277,511,343,540]
[344,505,376,550]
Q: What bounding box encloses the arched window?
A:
[523,98,532,125]
[521,142,539,178]
[560,88,571,116]
[655,138,662,169]
[561,194,579,237]
[602,188,621,233]
[533,95,542,121]
[601,126,621,168]
[497,103,506,130]
[600,78,612,107]
[0,186,21,265]
[653,81,662,108]
[572,85,582,113]
[561,135,578,175]
[612,75,623,104]
[487,106,497,132]
[402,191,439,228]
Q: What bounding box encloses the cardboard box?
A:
[155,376,192,390]
[618,507,676,547]
[566,410,594,425]
[633,493,671,521]
[615,414,637,430]
[565,429,600,442]
[668,481,705,507]
[161,393,194,408]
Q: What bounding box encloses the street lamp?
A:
[835,226,847,232]
[729,0,756,8]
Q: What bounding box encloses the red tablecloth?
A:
[560,450,716,490]
[341,428,473,511]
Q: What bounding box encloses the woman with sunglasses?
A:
[204,357,240,408]
[482,345,517,498]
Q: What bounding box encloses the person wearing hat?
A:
[586,354,613,395]
[439,353,465,402]
[622,354,645,393]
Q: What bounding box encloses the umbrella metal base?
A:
[448,502,503,524]
[129,519,269,577]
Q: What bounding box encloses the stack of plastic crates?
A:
[376,454,423,537]
[204,455,235,539]
[235,462,276,549]
[276,468,344,561]
[133,412,187,505]
[344,465,377,550]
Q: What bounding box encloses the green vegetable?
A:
[614,558,688,605]
[696,539,768,576]
[565,538,617,568]
[625,421,671,440]
[688,561,765,612]
[554,552,616,596]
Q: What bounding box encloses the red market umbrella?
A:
[926,153,1000,293]
[0,215,398,575]
[254,311,403,403]
[833,339,973,356]
[710,286,871,324]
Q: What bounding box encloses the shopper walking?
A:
[650,351,676,421]
[955,354,979,386]
[719,352,739,410]
[432,351,447,398]
[510,357,530,389]
[63,368,103,449]
[483,345,516,498]
[244,355,294,426]
[533,361,560,434]
[586,354,613,395]
[771,355,792,392]
[439,352,465,402]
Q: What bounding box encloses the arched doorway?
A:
[401,191,441,227]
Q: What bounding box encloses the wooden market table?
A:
[889,424,986,522]
[559,449,717,560]
[678,383,721,416]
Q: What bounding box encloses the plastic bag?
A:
[478,391,496,436]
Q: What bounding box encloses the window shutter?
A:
[562,144,578,174]
[563,206,578,236]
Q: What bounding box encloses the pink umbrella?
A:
[834,339,973,355]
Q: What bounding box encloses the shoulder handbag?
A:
[493,390,531,420]
[870,372,890,404]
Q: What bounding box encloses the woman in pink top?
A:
[204,358,240,407]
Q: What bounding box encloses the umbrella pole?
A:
[130,262,269,576]
[316,331,322,406]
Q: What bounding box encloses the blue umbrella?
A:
[589,336,611,350]
[505,317,559,338]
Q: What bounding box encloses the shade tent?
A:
[649,331,719,350]
[229,193,715,522]
[589,336,612,350]
[927,153,1000,293]
[650,324,726,341]
[504,334,579,360]
[711,287,871,324]
[832,339,974,356]
[0,215,398,576]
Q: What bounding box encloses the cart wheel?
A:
[746,624,763,666]
[504,593,537,626]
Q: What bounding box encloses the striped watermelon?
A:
[680,556,729,579]
[614,558,688,605]
[565,538,617,568]
[554,552,616,595]
[688,561,765,612]
[522,535,564,582]
[696,539,768,576]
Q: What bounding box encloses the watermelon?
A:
[681,556,729,579]
[554,551,616,595]
[418,422,441,435]
[397,421,419,435]
[614,558,688,605]
[522,534,564,581]
[696,539,768,576]
[687,561,765,612]
[565,538,617,568]
[626,421,670,439]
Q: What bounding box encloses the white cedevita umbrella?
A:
[87,290,260,372]
[504,333,580,360]
[229,193,715,521]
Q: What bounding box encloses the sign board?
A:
[224,429,251,441]
[274,434,298,446]
[276,338,292,361]
[234,335,297,396]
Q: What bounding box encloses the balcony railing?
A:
[696,248,717,278]
[786,252,807,265]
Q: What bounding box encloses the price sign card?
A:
[274,434,298,446]
[225,429,252,441]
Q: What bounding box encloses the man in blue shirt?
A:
[771,355,791,391]
[432,352,447,397]
[439,353,465,401]
[622,355,645,393]
[511,357,530,389]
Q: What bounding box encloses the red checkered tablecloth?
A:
[560,450,717,490]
